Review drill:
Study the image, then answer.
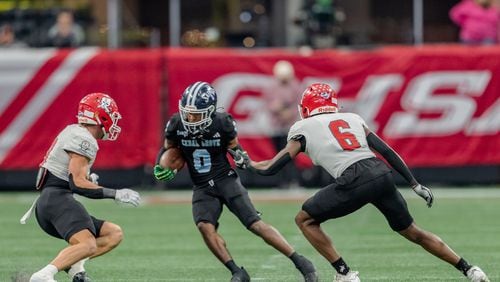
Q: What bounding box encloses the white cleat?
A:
[467,266,490,282]
[29,272,57,282]
[334,271,360,282]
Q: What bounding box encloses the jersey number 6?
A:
[328,120,361,151]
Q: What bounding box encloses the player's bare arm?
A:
[156,139,178,162]
[67,151,140,205]
[67,151,100,189]
[364,126,434,207]
[153,139,179,181]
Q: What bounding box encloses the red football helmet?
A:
[77,93,122,140]
[298,83,338,119]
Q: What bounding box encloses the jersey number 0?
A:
[193,149,212,173]
[328,120,361,151]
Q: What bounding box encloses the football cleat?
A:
[294,255,318,282]
[334,270,360,282]
[29,272,57,282]
[72,271,91,282]
[303,271,319,282]
[466,266,490,282]
[230,267,250,282]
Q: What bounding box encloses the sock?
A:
[38,264,58,277]
[455,258,472,276]
[289,252,302,266]
[68,258,88,278]
[289,252,315,274]
[331,257,350,275]
[224,260,240,274]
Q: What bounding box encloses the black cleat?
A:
[230,267,250,282]
[72,271,91,282]
[295,255,318,282]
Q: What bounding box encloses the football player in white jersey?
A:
[28,93,141,282]
[230,83,489,282]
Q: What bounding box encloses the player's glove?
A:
[115,188,141,207]
[412,183,434,208]
[228,149,250,169]
[153,165,176,181]
[89,173,99,185]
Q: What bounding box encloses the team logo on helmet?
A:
[200,88,215,103]
[98,97,112,113]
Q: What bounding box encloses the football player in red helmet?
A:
[298,83,338,119]
[77,92,122,141]
[231,83,490,282]
[28,93,140,282]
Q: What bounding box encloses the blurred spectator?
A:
[0,24,27,48]
[262,60,303,188]
[294,0,346,48]
[47,9,85,47]
[450,0,500,44]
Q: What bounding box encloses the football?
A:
[159,147,185,171]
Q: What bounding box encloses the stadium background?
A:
[0,1,498,281]
[0,0,498,189]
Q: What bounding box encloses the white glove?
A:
[89,173,99,185]
[228,149,250,169]
[412,184,434,208]
[115,188,141,207]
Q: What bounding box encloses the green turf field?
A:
[1,188,499,281]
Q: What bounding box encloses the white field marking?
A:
[3,187,500,205]
[139,187,500,205]
[0,47,98,164]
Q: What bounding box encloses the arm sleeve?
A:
[250,153,293,176]
[249,135,304,176]
[69,174,116,199]
[366,133,417,186]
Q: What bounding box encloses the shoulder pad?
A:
[217,113,235,132]
[62,130,98,160]
[166,114,182,132]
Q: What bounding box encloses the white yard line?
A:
[2,187,500,205]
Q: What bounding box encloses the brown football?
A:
[159,147,185,171]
